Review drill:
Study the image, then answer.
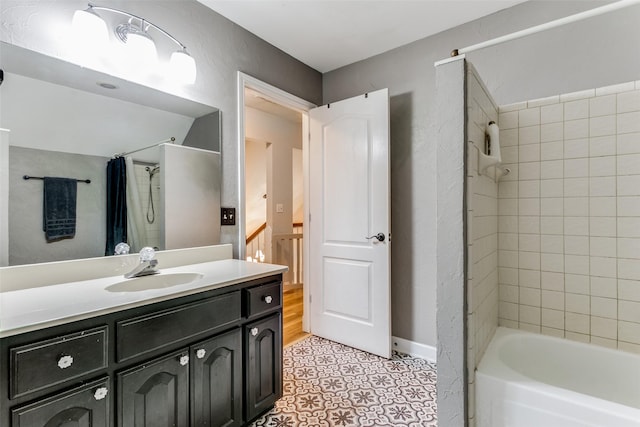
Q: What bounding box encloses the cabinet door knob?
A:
[251,327,259,336]
[196,349,206,359]
[179,355,189,366]
[94,387,108,401]
[57,354,74,369]
[264,295,273,304]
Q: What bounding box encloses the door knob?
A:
[366,233,385,242]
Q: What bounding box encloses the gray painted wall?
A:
[323,1,640,347]
[183,111,221,152]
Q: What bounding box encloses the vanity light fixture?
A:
[72,3,197,84]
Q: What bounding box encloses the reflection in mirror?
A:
[0,43,221,266]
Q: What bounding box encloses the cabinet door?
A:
[245,313,282,422]
[11,378,109,427]
[191,328,243,427]
[117,349,189,427]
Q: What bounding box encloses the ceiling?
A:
[198,0,528,73]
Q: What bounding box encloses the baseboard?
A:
[392,336,437,363]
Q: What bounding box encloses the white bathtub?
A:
[476,327,640,427]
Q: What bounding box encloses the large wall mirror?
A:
[0,42,222,266]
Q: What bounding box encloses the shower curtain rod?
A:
[114,137,176,158]
[440,0,639,62]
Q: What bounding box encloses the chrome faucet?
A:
[124,247,159,279]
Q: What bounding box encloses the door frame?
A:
[236,72,316,332]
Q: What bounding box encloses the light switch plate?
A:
[276,203,284,213]
[221,207,236,226]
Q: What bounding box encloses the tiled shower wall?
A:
[133,163,161,250]
[497,80,640,353]
[466,64,499,426]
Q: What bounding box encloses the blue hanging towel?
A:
[42,177,77,242]
[106,157,127,255]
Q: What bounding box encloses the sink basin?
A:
[106,273,204,292]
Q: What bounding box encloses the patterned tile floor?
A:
[251,335,438,427]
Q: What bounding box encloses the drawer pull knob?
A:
[264,295,273,304]
[179,355,189,366]
[57,354,74,369]
[196,349,206,359]
[251,327,259,337]
[94,387,108,401]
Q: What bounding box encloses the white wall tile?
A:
[617,154,640,176]
[541,235,563,254]
[500,284,519,302]
[499,233,518,251]
[619,321,640,345]
[591,297,617,318]
[564,138,589,159]
[540,160,563,179]
[617,90,640,113]
[590,95,616,117]
[500,101,527,112]
[542,290,564,310]
[618,258,640,281]
[618,300,640,323]
[519,181,540,199]
[541,327,565,338]
[564,197,588,217]
[541,103,564,124]
[498,198,518,216]
[520,287,541,306]
[590,256,617,278]
[590,115,616,137]
[541,179,564,197]
[498,181,518,198]
[519,198,540,216]
[565,99,589,121]
[519,305,540,325]
[541,253,564,273]
[541,217,563,235]
[565,255,590,275]
[500,128,519,146]
[591,276,617,298]
[541,141,564,160]
[517,234,538,253]
[589,217,617,237]
[566,331,590,343]
[589,136,616,157]
[595,82,634,96]
[519,108,540,127]
[519,144,540,162]
[564,119,589,140]
[590,177,616,197]
[498,250,519,268]
[619,279,640,302]
[618,217,640,237]
[618,196,640,217]
[590,237,617,257]
[618,238,640,259]
[499,111,519,129]
[519,126,540,145]
[519,162,541,180]
[541,198,563,216]
[589,156,616,177]
[528,95,559,108]
[560,89,595,102]
[566,274,589,294]
[566,312,590,334]
[591,316,617,339]
[590,197,616,217]
[617,132,640,155]
[564,217,589,235]
[566,293,590,314]
[519,216,540,234]
[541,123,563,143]
[499,267,519,286]
[564,178,589,197]
[541,271,564,291]
[564,158,588,178]
[618,111,640,134]
[618,175,640,196]
[519,252,540,271]
[541,308,564,329]
[501,146,518,164]
[499,215,518,233]
[565,236,589,255]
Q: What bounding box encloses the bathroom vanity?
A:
[0,257,286,427]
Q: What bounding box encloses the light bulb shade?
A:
[125,30,158,67]
[72,8,109,47]
[169,50,197,84]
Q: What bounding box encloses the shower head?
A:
[145,165,160,176]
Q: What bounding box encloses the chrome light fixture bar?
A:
[72,3,196,84]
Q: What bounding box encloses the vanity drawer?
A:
[117,291,241,362]
[10,326,108,399]
[244,281,282,319]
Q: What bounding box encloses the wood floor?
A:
[283,287,309,347]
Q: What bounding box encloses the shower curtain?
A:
[105,157,127,255]
[125,157,148,252]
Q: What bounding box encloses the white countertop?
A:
[0,259,287,338]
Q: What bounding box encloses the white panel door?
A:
[309,88,390,358]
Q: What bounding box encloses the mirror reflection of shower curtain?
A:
[125,157,148,252]
[105,157,126,255]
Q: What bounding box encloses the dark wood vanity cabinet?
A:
[0,274,283,427]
